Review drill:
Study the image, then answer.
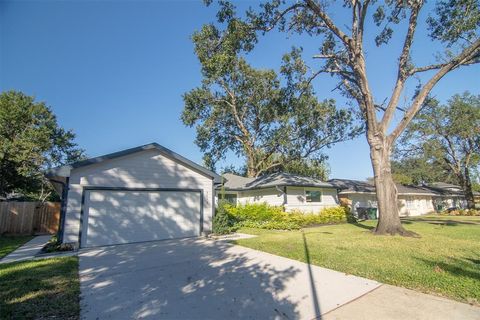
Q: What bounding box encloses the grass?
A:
[235,215,480,305]
[0,257,80,319]
[0,236,34,259]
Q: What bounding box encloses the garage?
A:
[82,188,202,247]
[46,143,220,248]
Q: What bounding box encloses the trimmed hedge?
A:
[211,202,354,233]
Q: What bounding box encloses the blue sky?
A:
[1,1,478,180]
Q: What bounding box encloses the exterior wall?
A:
[343,193,378,216]
[237,188,285,206]
[284,186,338,212]
[398,195,436,216]
[341,193,436,217]
[432,196,467,210]
[63,149,214,244]
[231,186,339,212]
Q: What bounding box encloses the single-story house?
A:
[421,182,475,210]
[47,143,221,248]
[218,172,340,212]
[329,179,440,217]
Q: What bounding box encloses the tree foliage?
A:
[182,19,361,177]
[397,92,480,208]
[391,157,456,186]
[0,91,85,199]
[198,0,480,235]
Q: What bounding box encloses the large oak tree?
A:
[182,22,361,177]
[200,0,480,235]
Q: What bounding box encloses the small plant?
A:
[41,236,74,253]
[212,200,238,235]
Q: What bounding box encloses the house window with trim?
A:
[305,189,322,202]
[220,193,237,204]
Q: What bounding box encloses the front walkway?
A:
[0,235,51,264]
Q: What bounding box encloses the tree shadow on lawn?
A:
[0,257,79,319]
[414,256,480,283]
[401,217,480,226]
[349,222,375,231]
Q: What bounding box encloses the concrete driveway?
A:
[79,238,380,319]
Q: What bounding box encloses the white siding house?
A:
[218,173,339,212]
[47,143,220,248]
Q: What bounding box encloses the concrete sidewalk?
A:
[0,235,51,264]
[323,284,480,320]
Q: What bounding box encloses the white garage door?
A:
[82,189,201,248]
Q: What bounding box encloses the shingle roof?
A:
[329,179,438,196]
[222,173,256,190]
[222,172,335,190]
[45,143,222,183]
[422,182,480,196]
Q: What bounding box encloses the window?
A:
[220,193,237,204]
[305,189,322,203]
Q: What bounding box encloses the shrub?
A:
[212,200,238,235]
[41,236,74,253]
[441,209,480,216]
[224,203,352,230]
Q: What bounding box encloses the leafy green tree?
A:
[199,0,480,235]
[391,157,456,185]
[397,93,480,208]
[0,91,85,199]
[182,25,361,177]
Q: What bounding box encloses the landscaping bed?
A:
[234,215,480,305]
[0,257,80,319]
[213,202,354,234]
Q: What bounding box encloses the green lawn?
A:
[0,236,34,259]
[0,257,80,319]
[235,215,480,305]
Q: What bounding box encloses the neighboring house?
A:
[421,182,478,210]
[218,172,339,212]
[47,143,221,248]
[329,179,439,217]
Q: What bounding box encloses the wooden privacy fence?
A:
[0,202,61,235]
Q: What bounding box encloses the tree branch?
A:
[381,3,422,132]
[388,38,480,143]
[304,0,353,49]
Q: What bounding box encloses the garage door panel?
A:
[83,190,201,247]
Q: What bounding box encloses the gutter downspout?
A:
[50,177,69,243]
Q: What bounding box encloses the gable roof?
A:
[46,143,221,183]
[222,172,335,191]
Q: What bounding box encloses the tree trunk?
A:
[462,166,476,209]
[369,140,417,236]
[245,153,258,178]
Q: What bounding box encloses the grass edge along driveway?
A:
[235,215,480,306]
[0,236,34,259]
[0,256,80,320]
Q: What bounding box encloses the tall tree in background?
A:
[201,0,480,235]
[0,91,85,200]
[397,93,480,208]
[391,156,456,185]
[182,23,361,177]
